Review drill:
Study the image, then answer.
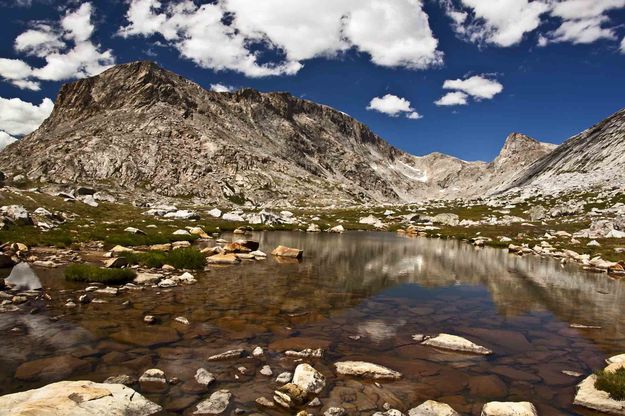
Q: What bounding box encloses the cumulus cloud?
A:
[0,97,54,136]
[0,2,114,90]
[119,0,443,77]
[210,83,234,92]
[443,75,503,99]
[442,0,549,47]
[434,91,469,106]
[442,0,625,49]
[367,94,422,120]
[0,131,18,151]
[435,75,502,106]
[542,0,625,45]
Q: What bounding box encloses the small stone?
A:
[195,368,216,386]
[175,316,190,325]
[104,374,137,385]
[139,368,167,393]
[260,365,273,376]
[292,363,325,394]
[408,400,461,416]
[308,397,322,407]
[252,346,263,357]
[208,349,246,361]
[422,333,492,355]
[64,301,77,308]
[273,383,306,408]
[275,372,292,384]
[144,315,156,324]
[255,396,274,408]
[481,402,537,416]
[78,294,90,304]
[324,407,346,416]
[334,361,402,380]
[193,389,231,415]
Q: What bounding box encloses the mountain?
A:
[0,61,556,207]
[498,109,625,195]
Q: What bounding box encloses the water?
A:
[1,231,624,415]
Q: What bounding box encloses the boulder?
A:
[194,368,216,386]
[431,213,460,226]
[0,380,161,415]
[134,272,163,285]
[193,390,231,414]
[273,383,307,408]
[222,212,245,222]
[207,253,241,265]
[271,245,303,259]
[139,368,167,393]
[527,205,546,221]
[164,210,200,220]
[292,363,326,394]
[1,205,32,225]
[5,263,42,291]
[104,257,128,268]
[307,223,321,232]
[124,227,145,235]
[334,361,401,380]
[422,333,492,355]
[328,225,345,233]
[574,362,625,415]
[207,208,222,218]
[480,402,537,416]
[207,349,246,361]
[408,400,460,416]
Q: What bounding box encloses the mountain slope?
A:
[498,109,625,195]
[0,61,557,206]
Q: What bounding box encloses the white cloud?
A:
[0,97,54,136]
[0,2,114,90]
[367,94,422,119]
[442,75,503,99]
[210,83,234,92]
[119,0,442,77]
[434,91,469,106]
[542,0,625,45]
[0,131,18,151]
[443,0,550,47]
[620,37,625,53]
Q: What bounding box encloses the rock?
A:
[431,213,460,226]
[480,402,537,416]
[276,372,292,384]
[195,368,216,386]
[144,315,156,324]
[252,346,264,357]
[408,400,460,416]
[271,245,303,259]
[334,361,401,380]
[285,348,323,358]
[103,374,137,385]
[172,240,191,249]
[588,240,601,247]
[207,208,222,218]
[223,212,245,222]
[260,365,273,376]
[256,396,274,408]
[0,380,161,415]
[328,225,345,233]
[111,245,134,254]
[422,333,492,355]
[607,354,625,365]
[307,223,321,232]
[207,349,246,361]
[94,287,118,295]
[528,205,546,221]
[173,272,197,284]
[149,243,171,251]
[104,257,128,268]
[359,215,384,228]
[11,242,28,252]
[175,316,190,325]
[308,397,322,407]
[173,229,190,236]
[207,253,241,265]
[324,407,346,416]
[139,368,167,393]
[158,278,176,288]
[574,364,625,415]
[5,263,42,291]
[223,242,251,253]
[250,250,267,258]
[2,205,32,225]
[292,363,326,394]
[469,375,508,398]
[81,195,99,207]
[193,390,231,414]
[373,410,404,416]
[273,383,307,408]
[15,355,91,382]
[134,272,163,284]
[124,227,145,235]
[165,210,200,220]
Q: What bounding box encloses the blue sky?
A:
[0,0,624,162]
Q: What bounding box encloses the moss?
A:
[65,264,136,284]
[595,367,625,401]
[125,248,206,270]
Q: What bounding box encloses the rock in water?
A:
[193,390,231,415]
[292,363,326,394]
[271,245,303,259]
[334,361,402,380]
[422,333,492,355]
[480,402,537,416]
[408,400,460,416]
[5,263,42,291]
[0,380,161,415]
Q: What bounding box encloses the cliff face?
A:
[0,61,560,206]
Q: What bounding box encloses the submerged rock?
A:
[334,361,402,380]
[292,363,326,394]
[193,390,231,414]
[408,400,460,416]
[422,333,492,355]
[481,402,537,416]
[207,349,246,361]
[0,380,161,415]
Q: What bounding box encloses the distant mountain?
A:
[0,61,560,206]
[498,109,625,195]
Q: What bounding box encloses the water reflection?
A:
[1,231,623,415]
[5,263,42,291]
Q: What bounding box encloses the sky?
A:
[0,0,624,162]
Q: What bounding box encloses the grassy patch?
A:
[125,248,206,270]
[102,232,198,247]
[65,264,136,284]
[595,367,625,401]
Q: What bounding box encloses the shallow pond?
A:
[1,231,624,415]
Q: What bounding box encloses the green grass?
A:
[595,367,625,401]
[124,248,207,270]
[65,264,136,284]
[102,232,198,247]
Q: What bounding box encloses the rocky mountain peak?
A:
[491,132,557,171]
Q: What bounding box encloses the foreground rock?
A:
[193,390,231,414]
[0,380,161,415]
[292,363,326,394]
[481,402,537,416]
[409,400,460,416]
[271,245,303,259]
[574,362,625,415]
[422,333,492,355]
[334,361,401,380]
